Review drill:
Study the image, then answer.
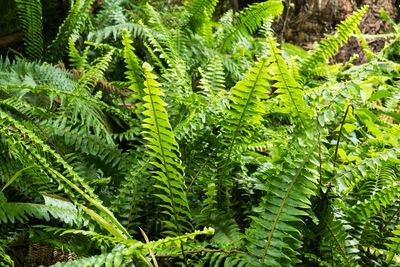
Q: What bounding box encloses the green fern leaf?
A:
[141,62,192,235]
[185,0,219,20]
[0,110,130,239]
[0,192,81,226]
[220,1,283,50]
[122,29,144,100]
[245,140,319,266]
[68,39,89,70]
[199,55,225,96]
[225,56,270,164]
[14,0,43,60]
[299,5,368,76]
[47,0,96,61]
[75,49,115,94]
[265,33,310,127]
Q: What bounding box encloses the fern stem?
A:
[333,104,353,167]
[317,107,322,185]
[388,241,400,266]
[371,203,400,245]
[186,149,216,195]
[259,141,317,266]
[320,216,351,266]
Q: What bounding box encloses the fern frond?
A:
[0,58,77,93]
[47,0,96,61]
[265,33,310,127]
[87,22,145,43]
[299,6,368,75]
[68,39,89,70]
[220,1,283,50]
[245,140,319,266]
[14,0,43,60]
[0,244,13,267]
[75,49,114,94]
[0,192,81,225]
[198,55,225,96]
[141,62,192,235]
[50,250,127,267]
[142,4,192,93]
[225,56,270,164]
[49,227,214,266]
[93,0,131,26]
[0,110,130,239]
[385,225,400,265]
[349,164,400,220]
[185,0,219,20]
[42,122,126,168]
[201,16,214,47]
[312,197,359,265]
[122,29,144,100]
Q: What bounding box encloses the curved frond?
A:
[299,6,368,76]
[47,0,96,61]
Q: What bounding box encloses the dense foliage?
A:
[1,0,400,266]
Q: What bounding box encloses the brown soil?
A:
[275,0,399,64]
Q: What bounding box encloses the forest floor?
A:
[274,0,399,64]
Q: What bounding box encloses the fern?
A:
[0,192,81,226]
[0,110,130,239]
[75,49,115,94]
[224,56,270,166]
[0,57,76,93]
[49,227,214,266]
[68,39,89,70]
[185,0,219,21]
[0,244,13,267]
[198,55,225,96]
[265,32,310,127]
[47,0,96,61]
[14,0,43,60]
[141,62,192,235]
[245,139,319,266]
[299,6,369,76]
[311,196,360,265]
[348,162,400,221]
[220,1,283,50]
[87,22,145,43]
[122,29,144,100]
[384,225,400,265]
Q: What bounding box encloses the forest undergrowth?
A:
[0,0,400,266]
